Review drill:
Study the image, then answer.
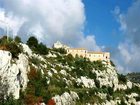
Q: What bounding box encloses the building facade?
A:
[67,48,110,63]
[86,52,110,62]
[53,41,110,63]
[67,48,87,57]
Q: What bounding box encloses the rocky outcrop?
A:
[52,91,79,105]
[0,50,29,99]
[0,43,140,105]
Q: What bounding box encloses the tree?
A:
[110,60,115,67]
[37,43,49,55]
[27,36,38,49]
[118,74,127,84]
[53,48,67,54]
[0,36,8,45]
[14,36,22,43]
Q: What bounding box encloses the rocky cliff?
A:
[0,41,140,105]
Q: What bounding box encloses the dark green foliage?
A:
[64,54,74,66]
[89,72,97,79]
[53,48,67,54]
[127,72,140,83]
[95,79,100,88]
[14,36,22,43]
[119,99,127,105]
[2,93,23,105]
[25,66,48,103]
[110,60,115,67]
[27,36,38,49]
[77,89,104,104]
[0,36,8,45]
[72,57,93,77]
[135,96,140,101]
[108,86,113,95]
[66,54,74,61]
[29,57,41,66]
[92,60,107,71]
[27,36,48,55]
[126,85,140,95]
[118,74,127,84]
[107,94,111,101]
[56,54,67,65]
[0,36,14,45]
[0,36,22,58]
[37,43,49,55]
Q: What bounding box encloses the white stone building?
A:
[67,48,110,63]
[53,41,70,49]
[53,41,110,63]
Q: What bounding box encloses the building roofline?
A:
[68,48,87,50]
[87,52,109,54]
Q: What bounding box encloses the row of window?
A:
[67,50,87,53]
[67,50,109,59]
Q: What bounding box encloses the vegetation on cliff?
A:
[0,36,140,105]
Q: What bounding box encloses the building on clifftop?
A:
[53,41,70,49]
[53,41,110,63]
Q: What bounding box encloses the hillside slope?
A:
[0,37,140,105]
[127,73,140,84]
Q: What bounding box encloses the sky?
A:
[0,0,140,73]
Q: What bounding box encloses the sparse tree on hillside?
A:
[14,36,22,43]
[37,43,49,55]
[27,36,38,49]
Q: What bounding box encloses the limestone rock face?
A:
[0,50,29,99]
[52,91,79,105]
[0,43,140,105]
[77,76,95,88]
[20,43,32,57]
[92,65,119,90]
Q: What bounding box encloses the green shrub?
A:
[27,36,49,55]
[89,72,97,79]
[0,36,9,45]
[14,36,22,43]
[95,79,100,88]
[92,61,107,71]
[119,98,127,105]
[27,36,38,49]
[6,42,22,58]
[26,66,49,103]
[53,48,67,54]
[108,86,113,95]
[110,60,115,67]
[118,74,127,84]
[36,43,49,55]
